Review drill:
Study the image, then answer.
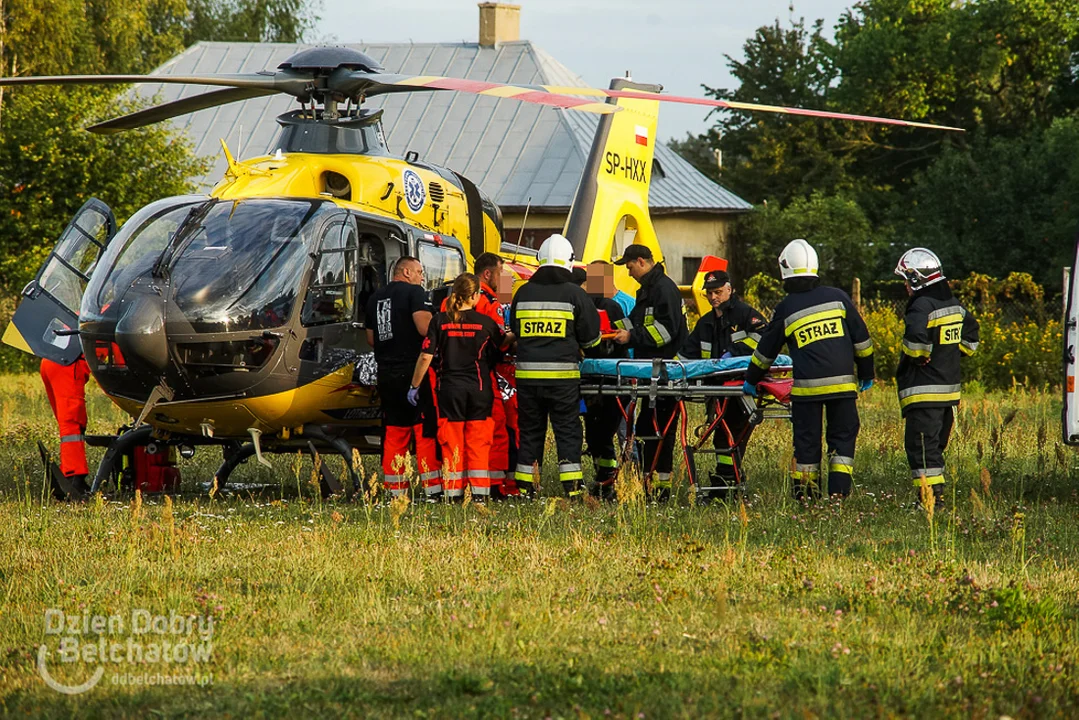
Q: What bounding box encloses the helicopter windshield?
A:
[169,199,328,333]
[82,196,207,321]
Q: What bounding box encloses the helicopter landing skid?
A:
[211,432,361,500]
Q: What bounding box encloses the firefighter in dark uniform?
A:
[410,273,505,501]
[680,270,768,501]
[364,256,440,498]
[894,248,979,507]
[744,239,874,500]
[573,264,629,500]
[611,245,688,501]
[510,234,602,498]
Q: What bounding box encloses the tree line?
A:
[669,0,1079,293]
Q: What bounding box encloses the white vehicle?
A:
[1064,251,1079,443]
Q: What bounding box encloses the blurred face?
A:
[496,272,514,304]
[706,284,732,308]
[586,263,614,297]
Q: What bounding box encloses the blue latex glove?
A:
[719,351,733,360]
[858,378,874,392]
[407,387,420,406]
[742,381,758,397]
[579,398,587,414]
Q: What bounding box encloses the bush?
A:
[860,273,1061,390]
[743,271,1062,391]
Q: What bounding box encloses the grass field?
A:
[1,373,1078,718]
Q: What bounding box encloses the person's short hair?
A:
[588,259,611,266]
[473,252,504,276]
[392,255,420,277]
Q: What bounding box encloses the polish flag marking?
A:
[634,125,649,146]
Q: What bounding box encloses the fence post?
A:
[851,277,862,313]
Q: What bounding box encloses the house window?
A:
[682,256,703,285]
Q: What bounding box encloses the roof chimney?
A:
[478,3,520,47]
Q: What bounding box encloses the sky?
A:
[314,0,856,142]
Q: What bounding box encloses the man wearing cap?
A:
[611,244,688,501]
[680,270,769,501]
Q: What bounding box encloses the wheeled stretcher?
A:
[578,356,794,493]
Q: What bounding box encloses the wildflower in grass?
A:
[919,474,935,522]
[390,494,410,529]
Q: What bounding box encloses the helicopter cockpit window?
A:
[83,198,205,320]
[35,206,113,313]
[169,199,327,333]
[417,242,465,292]
[302,217,358,326]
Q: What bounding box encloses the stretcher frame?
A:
[579,358,793,494]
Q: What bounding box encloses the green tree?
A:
[732,192,877,290]
[184,0,320,44]
[0,87,209,289]
[894,117,1079,288]
[701,16,859,206]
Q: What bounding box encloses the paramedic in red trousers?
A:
[894,248,978,508]
[680,270,768,502]
[365,256,441,498]
[611,245,688,501]
[40,354,92,492]
[440,252,516,498]
[410,273,505,501]
[743,239,874,500]
[573,263,629,500]
[510,234,602,498]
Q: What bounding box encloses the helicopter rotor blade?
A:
[535,85,965,132]
[0,71,314,98]
[342,73,620,115]
[87,87,281,135]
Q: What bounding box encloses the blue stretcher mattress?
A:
[580,355,793,381]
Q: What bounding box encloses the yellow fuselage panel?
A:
[111,366,374,438]
[211,153,472,241]
[572,93,662,299]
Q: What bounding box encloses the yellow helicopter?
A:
[0,46,961,498]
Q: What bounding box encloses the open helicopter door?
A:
[563,78,662,296]
[1064,237,1079,444]
[3,198,116,364]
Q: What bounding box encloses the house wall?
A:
[501,211,742,283]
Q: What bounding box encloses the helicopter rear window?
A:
[418,242,465,292]
[170,200,327,333]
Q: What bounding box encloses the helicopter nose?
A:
[114,292,169,373]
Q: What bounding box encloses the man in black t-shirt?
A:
[364,256,440,498]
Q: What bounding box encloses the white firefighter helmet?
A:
[537,233,575,268]
[778,238,819,279]
[894,247,944,288]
